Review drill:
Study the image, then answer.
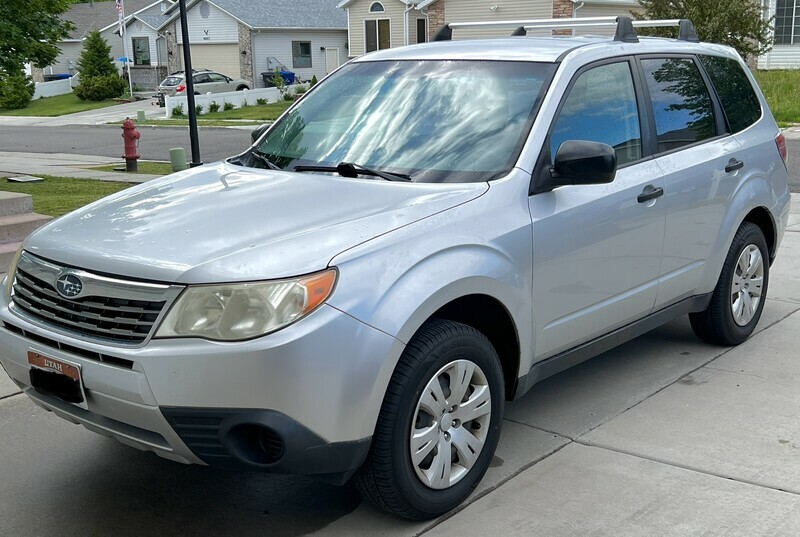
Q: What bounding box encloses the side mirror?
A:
[553,140,616,184]
[534,140,617,193]
[251,123,270,144]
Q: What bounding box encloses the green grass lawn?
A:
[0,93,120,117]
[755,70,800,125]
[91,161,175,175]
[0,176,133,217]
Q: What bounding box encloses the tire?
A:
[355,319,505,520]
[690,222,769,346]
[236,85,249,91]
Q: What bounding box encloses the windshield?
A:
[254,60,556,183]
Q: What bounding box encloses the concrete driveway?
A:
[0,197,798,536]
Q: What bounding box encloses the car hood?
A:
[25,162,488,284]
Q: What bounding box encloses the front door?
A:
[325,48,340,74]
[529,59,666,359]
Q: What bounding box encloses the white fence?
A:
[164,86,293,118]
[32,75,79,100]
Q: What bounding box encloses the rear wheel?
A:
[236,85,249,91]
[690,222,769,345]
[355,319,504,520]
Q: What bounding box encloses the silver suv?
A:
[0,17,791,520]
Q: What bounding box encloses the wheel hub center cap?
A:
[440,413,453,432]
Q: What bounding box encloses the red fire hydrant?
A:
[121,117,141,172]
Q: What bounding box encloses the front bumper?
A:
[0,282,400,477]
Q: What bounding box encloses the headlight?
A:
[4,244,24,296]
[155,269,337,341]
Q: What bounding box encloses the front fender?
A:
[327,177,534,434]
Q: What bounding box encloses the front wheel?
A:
[355,319,504,520]
[690,221,769,345]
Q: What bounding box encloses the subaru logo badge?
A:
[56,273,83,299]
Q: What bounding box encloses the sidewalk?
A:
[0,152,162,183]
[0,99,165,128]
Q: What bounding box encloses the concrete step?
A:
[0,241,22,275]
[0,213,52,244]
[0,192,33,218]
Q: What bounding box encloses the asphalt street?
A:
[0,125,251,165]
[0,125,798,191]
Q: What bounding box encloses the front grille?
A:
[10,253,179,345]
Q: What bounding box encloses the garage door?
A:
[178,43,240,79]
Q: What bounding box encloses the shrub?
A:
[195,104,204,115]
[172,104,185,117]
[73,74,126,101]
[0,69,35,110]
[223,101,235,111]
[283,89,294,101]
[208,101,220,113]
[310,75,318,87]
[256,98,268,105]
[295,84,308,95]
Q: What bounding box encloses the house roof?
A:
[163,0,347,30]
[416,0,637,9]
[63,0,167,39]
[134,13,170,31]
[337,0,419,8]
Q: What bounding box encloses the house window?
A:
[775,0,800,44]
[365,19,391,52]
[132,37,151,66]
[370,2,385,12]
[292,41,312,68]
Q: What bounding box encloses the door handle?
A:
[725,158,744,173]
[637,185,664,203]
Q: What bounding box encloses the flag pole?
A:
[118,0,134,97]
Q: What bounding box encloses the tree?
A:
[634,0,772,60]
[0,0,73,74]
[76,30,118,78]
[73,30,126,101]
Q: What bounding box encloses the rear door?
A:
[636,56,743,308]
[529,59,666,358]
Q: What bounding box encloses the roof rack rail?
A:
[432,16,700,44]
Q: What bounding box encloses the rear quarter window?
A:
[698,55,762,133]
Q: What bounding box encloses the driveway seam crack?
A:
[416,441,572,536]
[574,439,800,498]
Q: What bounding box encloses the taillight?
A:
[776,133,788,164]
[176,84,186,93]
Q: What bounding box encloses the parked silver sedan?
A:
[157,69,250,96]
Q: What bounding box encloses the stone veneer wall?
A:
[427,0,446,37]
[165,22,181,74]
[238,23,254,87]
[552,0,574,35]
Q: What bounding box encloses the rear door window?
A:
[698,55,761,133]
[641,58,716,153]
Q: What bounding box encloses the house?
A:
[38,0,169,81]
[99,1,174,90]
[337,0,430,57]
[158,0,348,88]
[340,0,642,58]
[759,0,800,68]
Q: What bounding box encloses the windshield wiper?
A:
[294,162,411,182]
[249,150,281,170]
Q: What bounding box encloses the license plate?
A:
[27,351,87,408]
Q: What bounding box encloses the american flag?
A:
[116,0,125,36]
